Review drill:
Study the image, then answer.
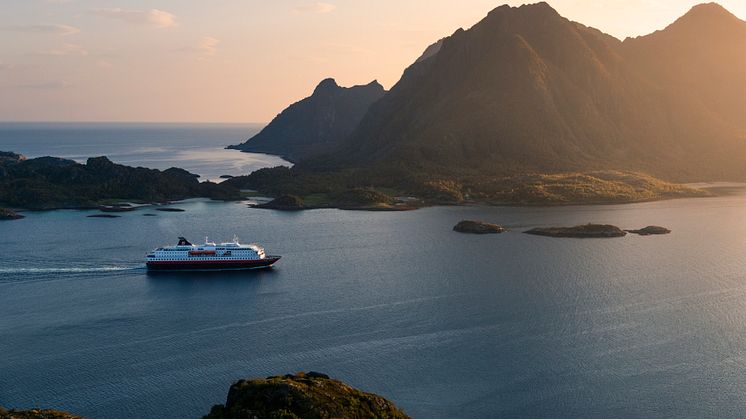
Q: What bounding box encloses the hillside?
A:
[229,79,386,162]
[298,2,746,182]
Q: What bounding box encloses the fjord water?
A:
[3,193,746,418]
[0,123,290,181]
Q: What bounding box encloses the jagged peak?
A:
[364,79,384,90]
[313,78,340,95]
[486,1,558,19]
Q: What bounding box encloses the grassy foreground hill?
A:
[204,372,409,419]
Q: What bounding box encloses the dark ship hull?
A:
[146,256,281,271]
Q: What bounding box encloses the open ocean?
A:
[3,125,746,418]
[0,123,290,182]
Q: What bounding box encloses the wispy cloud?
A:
[92,8,176,28]
[42,43,88,56]
[16,80,73,89]
[0,24,80,36]
[181,36,220,60]
[197,36,219,59]
[293,2,336,14]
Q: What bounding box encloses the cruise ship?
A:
[145,237,281,271]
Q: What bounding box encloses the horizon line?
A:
[0,120,269,125]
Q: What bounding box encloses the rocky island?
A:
[204,372,410,419]
[0,208,24,220]
[626,226,672,235]
[453,220,506,234]
[525,224,627,238]
[0,152,242,210]
[255,194,306,210]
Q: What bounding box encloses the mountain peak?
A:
[674,2,742,27]
[313,78,340,95]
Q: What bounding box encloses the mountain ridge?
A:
[229,78,386,162]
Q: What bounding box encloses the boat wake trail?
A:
[0,266,141,275]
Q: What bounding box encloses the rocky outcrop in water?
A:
[0,208,24,220]
[626,226,671,235]
[525,224,627,238]
[453,220,506,234]
[203,372,410,419]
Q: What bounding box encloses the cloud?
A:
[181,36,220,60]
[0,24,80,35]
[43,43,88,56]
[197,36,219,59]
[293,2,336,14]
[92,8,176,28]
[17,80,73,89]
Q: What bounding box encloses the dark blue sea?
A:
[3,125,746,418]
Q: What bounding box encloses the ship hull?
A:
[146,256,281,271]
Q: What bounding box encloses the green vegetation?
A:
[204,372,410,419]
[0,153,242,210]
[256,194,305,210]
[226,165,707,210]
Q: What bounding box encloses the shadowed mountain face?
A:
[230,79,385,162]
[309,2,746,181]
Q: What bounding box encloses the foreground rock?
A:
[0,407,82,419]
[453,220,506,234]
[0,208,24,220]
[255,194,305,210]
[155,207,186,212]
[525,224,627,238]
[204,372,409,419]
[627,226,671,235]
[87,214,120,218]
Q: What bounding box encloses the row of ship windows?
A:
[157,249,252,252]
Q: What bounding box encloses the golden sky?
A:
[1,0,744,123]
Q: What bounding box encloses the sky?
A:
[1,0,745,123]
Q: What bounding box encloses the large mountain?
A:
[310,2,746,181]
[230,78,386,162]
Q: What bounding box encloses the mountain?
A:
[229,78,386,162]
[308,2,746,181]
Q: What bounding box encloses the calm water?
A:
[3,192,746,418]
[0,123,290,181]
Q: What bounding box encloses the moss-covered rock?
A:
[204,372,410,419]
[0,407,83,419]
